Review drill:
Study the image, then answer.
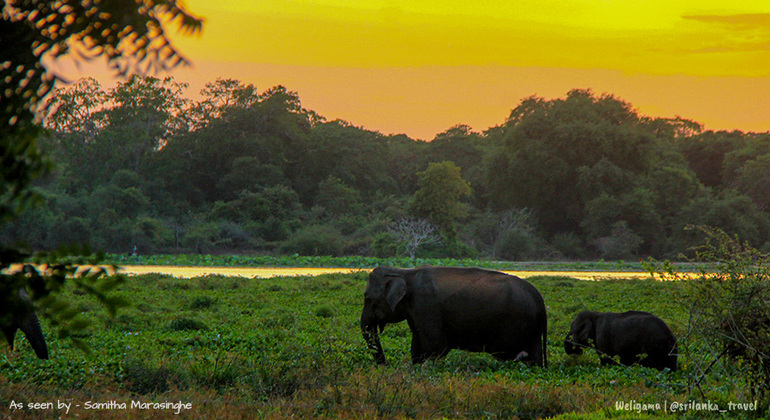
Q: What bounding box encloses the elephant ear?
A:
[580,317,596,344]
[384,275,407,312]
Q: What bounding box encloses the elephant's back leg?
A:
[494,324,543,366]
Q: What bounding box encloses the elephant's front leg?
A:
[410,336,427,364]
[410,335,448,363]
[407,318,448,364]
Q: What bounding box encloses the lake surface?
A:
[4,264,675,280]
[118,265,656,281]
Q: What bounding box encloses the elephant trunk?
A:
[564,331,583,355]
[360,311,386,365]
[20,311,48,360]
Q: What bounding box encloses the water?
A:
[118,265,656,280]
[4,264,671,280]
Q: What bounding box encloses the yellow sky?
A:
[63,0,770,139]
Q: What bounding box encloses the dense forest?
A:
[3,76,769,260]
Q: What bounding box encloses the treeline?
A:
[3,76,769,260]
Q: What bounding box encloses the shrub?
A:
[280,225,345,256]
[369,232,400,257]
[656,226,770,409]
[314,306,335,318]
[551,232,585,259]
[189,296,217,310]
[497,229,551,261]
[262,309,296,329]
[591,221,642,259]
[181,221,221,253]
[168,317,209,331]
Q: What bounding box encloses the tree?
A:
[102,75,191,174]
[315,176,362,218]
[387,217,441,259]
[411,161,472,239]
[672,189,770,251]
[1,0,203,349]
[301,120,395,203]
[487,89,660,234]
[731,153,770,212]
[43,78,109,191]
[191,78,260,127]
[157,82,316,203]
[2,0,202,136]
[676,130,745,188]
[46,78,109,138]
[427,125,489,206]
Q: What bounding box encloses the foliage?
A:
[652,227,770,408]
[1,270,763,418]
[487,89,658,234]
[104,253,674,273]
[315,175,363,218]
[4,83,770,260]
[591,221,644,260]
[1,0,202,353]
[411,161,472,239]
[279,225,346,257]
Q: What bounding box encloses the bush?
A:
[46,215,92,248]
[314,306,335,318]
[280,225,345,256]
[656,226,770,409]
[188,296,217,310]
[262,309,296,329]
[497,229,552,261]
[369,232,401,257]
[551,232,585,259]
[168,317,208,331]
[591,221,642,259]
[419,238,478,259]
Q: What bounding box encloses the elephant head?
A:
[1,288,49,359]
[360,267,408,364]
[564,311,597,356]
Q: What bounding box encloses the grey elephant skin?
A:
[564,310,676,371]
[1,288,49,359]
[361,266,548,367]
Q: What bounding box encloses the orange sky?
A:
[54,0,770,140]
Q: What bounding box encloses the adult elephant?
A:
[361,266,547,367]
[564,310,676,371]
[1,288,49,359]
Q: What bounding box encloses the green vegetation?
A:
[652,227,770,407]
[4,82,769,261]
[104,253,680,272]
[1,271,765,419]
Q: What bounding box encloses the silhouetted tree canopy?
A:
[4,77,770,261]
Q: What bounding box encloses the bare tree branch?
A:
[387,217,441,259]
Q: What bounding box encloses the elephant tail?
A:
[542,314,548,369]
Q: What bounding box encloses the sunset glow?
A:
[64,0,770,139]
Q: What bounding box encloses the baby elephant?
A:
[564,310,677,371]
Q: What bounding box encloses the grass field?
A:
[0,271,762,419]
